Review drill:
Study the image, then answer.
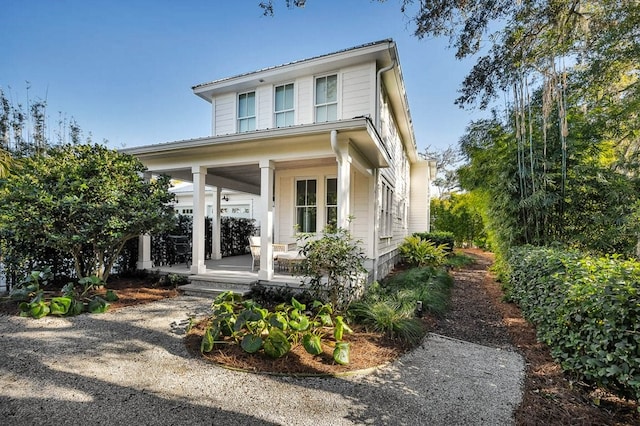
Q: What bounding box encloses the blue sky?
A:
[2,0,489,153]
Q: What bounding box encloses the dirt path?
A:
[443,249,638,426]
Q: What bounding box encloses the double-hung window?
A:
[315,74,337,122]
[274,83,294,127]
[380,182,393,237]
[326,178,337,226]
[238,91,256,132]
[296,179,317,233]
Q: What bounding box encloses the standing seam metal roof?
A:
[191,38,393,90]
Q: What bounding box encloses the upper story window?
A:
[274,83,294,127]
[315,74,337,122]
[238,91,256,132]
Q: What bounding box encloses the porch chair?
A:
[248,236,289,271]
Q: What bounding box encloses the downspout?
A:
[375,60,396,129]
[373,58,396,282]
[330,129,339,156]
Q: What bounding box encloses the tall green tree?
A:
[0,144,175,281]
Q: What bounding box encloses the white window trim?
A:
[295,178,318,233]
[379,180,394,239]
[274,82,295,128]
[237,90,257,132]
[325,176,337,227]
[314,73,339,123]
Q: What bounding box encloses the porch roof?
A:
[123,117,389,192]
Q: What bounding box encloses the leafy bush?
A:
[8,267,116,318]
[0,144,175,282]
[296,225,367,312]
[412,231,455,252]
[199,291,352,364]
[506,246,640,402]
[399,236,448,268]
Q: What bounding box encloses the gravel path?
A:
[0,295,524,425]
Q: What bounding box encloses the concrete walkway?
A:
[0,296,525,425]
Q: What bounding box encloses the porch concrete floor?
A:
[151,254,304,287]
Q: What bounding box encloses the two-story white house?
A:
[125,39,436,283]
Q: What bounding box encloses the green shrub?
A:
[349,266,452,344]
[506,246,640,402]
[296,225,367,312]
[199,291,352,364]
[348,299,425,346]
[399,236,448,267]
[412,231,455,252]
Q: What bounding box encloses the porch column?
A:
[211,187,222,260]
[191,166,207,274]
[259,159,274,281]
[331,130,352,229]
[137,171,153,270]
[136,234,153,269]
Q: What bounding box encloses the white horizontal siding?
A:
[352,170,372,257]
[214,93,236,136]
[408,162,430,234]
[296,76,313,125]
[257,86,272,130]
[341,63,373,120]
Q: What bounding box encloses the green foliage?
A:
[349,299,425,346]
[506,246,640,401]
[0,144,176,282]
[349,266,452,344]
[430,194,487,248]
[199,291,352,364]
[333,341,350,365]
[399,236,448,268]
[296,225,367,312]
[459,113,640,259]
[443,252,475,269]
[412,231,455,252]
[9,267,115,318]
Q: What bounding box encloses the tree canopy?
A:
[0,144,175,281]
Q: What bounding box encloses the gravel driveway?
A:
[0,296,524,425]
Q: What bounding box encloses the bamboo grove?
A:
[444,0,640,258]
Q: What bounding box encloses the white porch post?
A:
[136,234,153,269]
[211,186,222,260]
[331,130,351,229]
[259,159,274,281]
[137,171,153,270]
[191,166,207,274]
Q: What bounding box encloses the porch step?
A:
[178,275,256,298]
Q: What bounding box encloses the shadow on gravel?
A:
[0,352,276,425]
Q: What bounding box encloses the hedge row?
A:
[506,246,640,402]
[412,231,455,252]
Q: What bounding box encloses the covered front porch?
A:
[126,118,389,283]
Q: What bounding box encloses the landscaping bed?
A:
[0,274,179,316]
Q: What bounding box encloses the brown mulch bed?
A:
[185,321,412,376]
[0,275,179,316]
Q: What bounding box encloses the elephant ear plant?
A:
[199,291,353,365]
[9,267,118,319]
